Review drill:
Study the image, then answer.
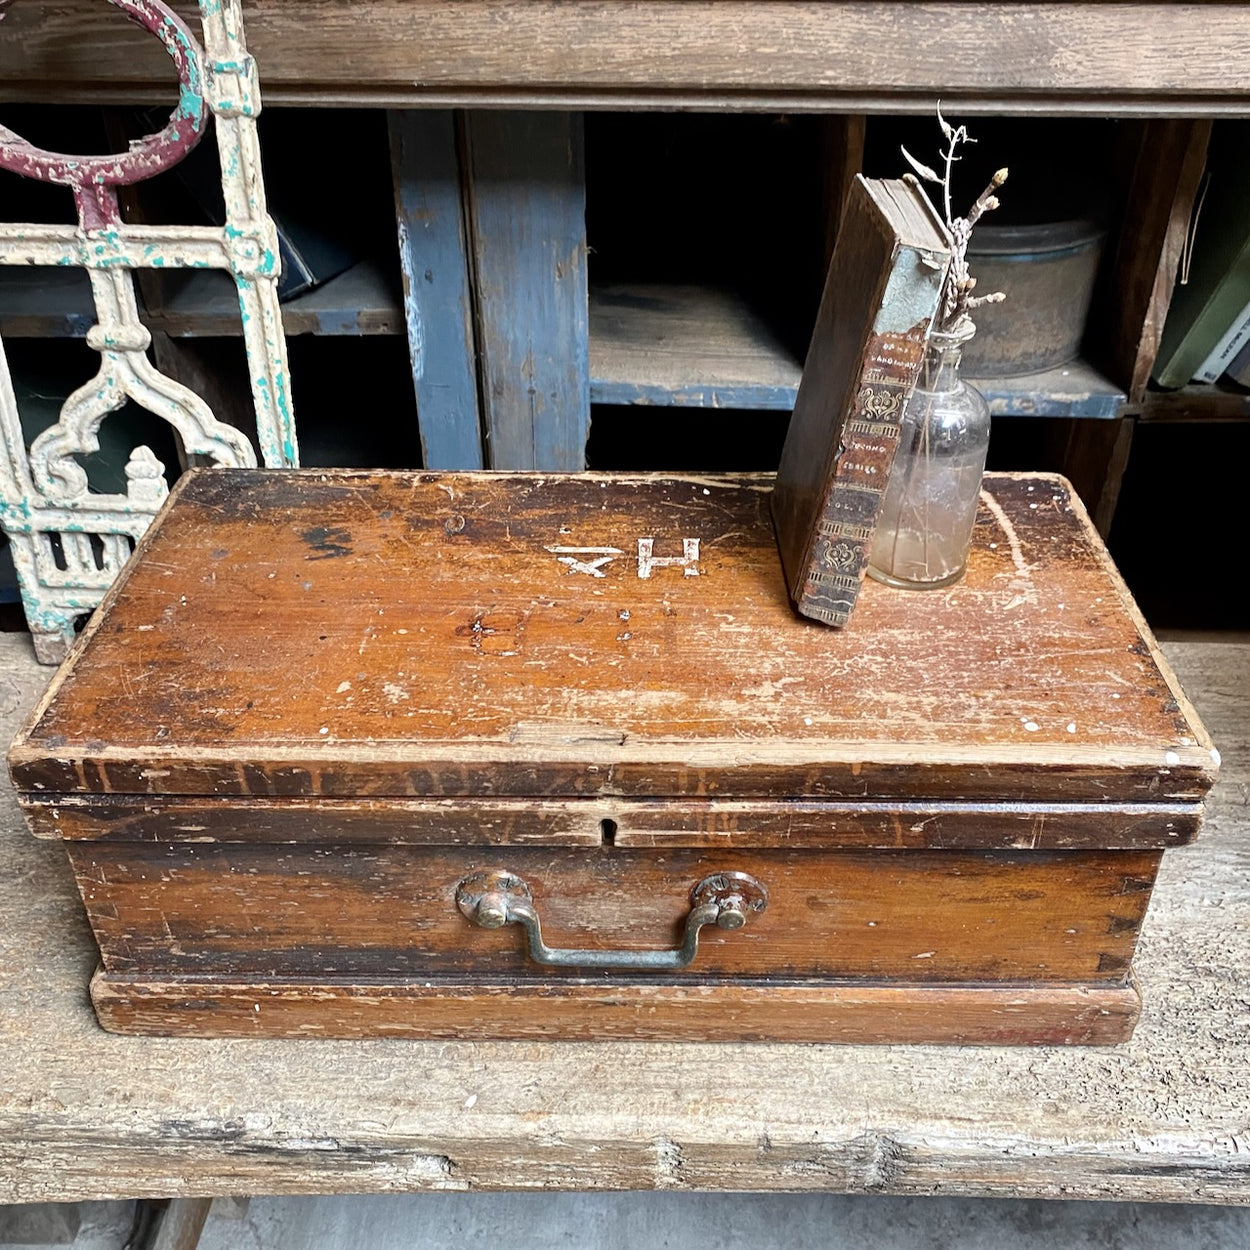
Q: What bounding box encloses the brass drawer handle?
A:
[455,870,768,970]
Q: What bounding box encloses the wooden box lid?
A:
[9,470,1217,806]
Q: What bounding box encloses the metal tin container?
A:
[961,221,1105,377]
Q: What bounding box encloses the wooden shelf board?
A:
[590,283,1126,418]
[0,269,1127,420]
[968,361,1126,421]
[0,260,403,339]
[146,259,404,338]
[1137,381,1250,423]
[0,265,95,338]
[589,284,802,410]
[5,2,1250,114]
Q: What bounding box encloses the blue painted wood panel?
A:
[464,112,590,470]
[969,362,1126,419]
[389,110,484,470]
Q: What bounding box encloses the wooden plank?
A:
[7,471,1217,806]
[1084,120,1213,404]
[149,1198,213,1250]
[1061,414,1136,539]
[968,362,1126,421]
[0,265,97,338]
[388,110,484,470]
[0,263,404,339]
[1137,381,1250,424]
[463,112,589,470]
[66,840,1158,984]
[588,285,801,410]
[91,975,1142,1047]
[144,262,403,338]
[588,284,1124,417]
[4,4,1250,113]
[0,633,1247,1201]
[23,794,1203,851]
[821,115,867,272]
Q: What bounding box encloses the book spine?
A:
[795,328,926,626]
[1194,295,1250,383]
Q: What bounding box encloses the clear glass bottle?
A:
[868,329,992,590]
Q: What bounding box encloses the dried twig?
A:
[902,107,1008,336]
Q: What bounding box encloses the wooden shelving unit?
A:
[588,285,801,411]
[1136,380,1250,424]
[0,260,403,339]
[0,10,1238,532]
[0,265,94,338]
[0,271,1127,421]
[4,2,1250,115]
[589,284,1124,418]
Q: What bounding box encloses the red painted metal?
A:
[0,0,207,228]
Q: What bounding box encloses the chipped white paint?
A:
[637,537,700,579]
[546,546,623,577]
[0,0,296,663]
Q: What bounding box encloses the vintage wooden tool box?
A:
[9,469,1218,1044]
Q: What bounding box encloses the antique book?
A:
[771,174,951,627]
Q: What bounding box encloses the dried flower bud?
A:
[967,290,1007,310]
[992,168,1009,186]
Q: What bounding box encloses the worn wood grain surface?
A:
[0,633,1246,1200]
[463,113,590,471]
[4,3,1250,113]
[21,794,1202,851]
[70,841,1158,982]
[588,285,802,411]
[389,112,485,470]
[9,471,1216,805]
[91,975,1143,1047]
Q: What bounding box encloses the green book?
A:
[1154,126,1250,390]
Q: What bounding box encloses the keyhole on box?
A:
[599,818,618,847]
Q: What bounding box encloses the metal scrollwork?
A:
[0,0,297,661]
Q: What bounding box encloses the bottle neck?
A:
[919,335,969,394]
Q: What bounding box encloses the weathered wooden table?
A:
[0,631,1246,1204]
